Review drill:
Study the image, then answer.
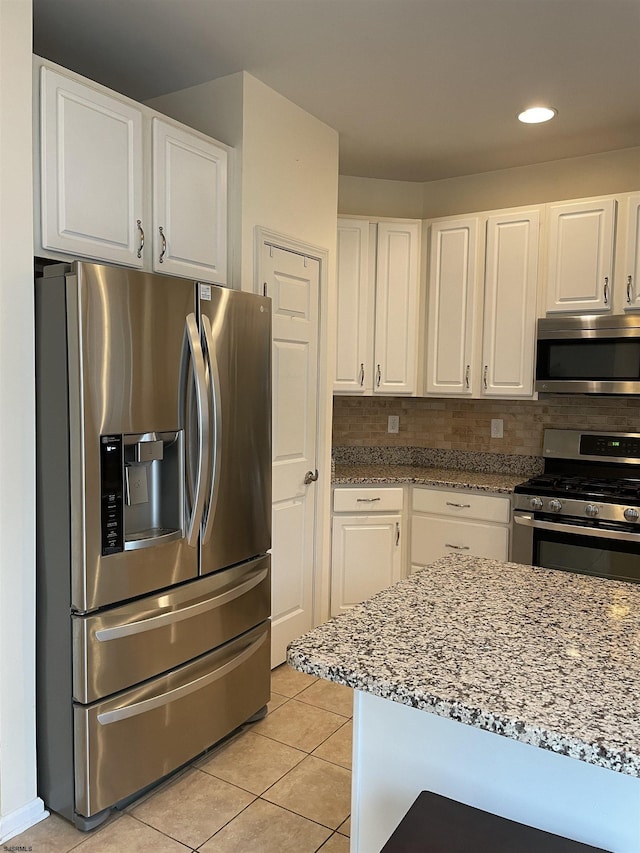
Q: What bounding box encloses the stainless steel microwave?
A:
[535,314,640,395]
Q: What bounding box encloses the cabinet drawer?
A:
[412,487,510,523]
[333,487,404,513]
[411,516,509,566]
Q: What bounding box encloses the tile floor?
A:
[8,666,353,853]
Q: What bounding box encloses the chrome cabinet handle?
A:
[465,364,470,389]
[445,543,470,550]
[136,219,145,258]
[604,276,609,305]
[359,363,365,386]
[446,501,471,508]
[159,226,167,263]
[304,469,319,485]
[356,497,381,502]
[376,364,381,387]
[483,364,488,389]
[395,522,400,546]
[628,275,633,304]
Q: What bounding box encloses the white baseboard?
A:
[0,798,49,844]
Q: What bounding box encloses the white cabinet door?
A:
[152,118,227,284]
[426,218,479,395]
[546,198,616,313]
[335,219,373,392]
[411,515,509,566]
[624,194,640,310]
[40,67,144,267]
[331,515,402,616]
[482,210,540,397]
[374,222,420,395]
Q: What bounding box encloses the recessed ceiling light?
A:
[518,106,557,124]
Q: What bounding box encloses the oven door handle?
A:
[513,513,640,543]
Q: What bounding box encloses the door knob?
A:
[304,469,319,485]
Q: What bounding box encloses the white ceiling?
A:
[33,0,640,182]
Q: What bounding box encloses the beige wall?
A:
[333,395,640,458]
[338,146,640,220]
[0,0,41,840]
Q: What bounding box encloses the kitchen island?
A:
[287,555,640,852]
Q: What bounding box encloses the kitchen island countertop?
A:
[287,554,640,778]
[332,463,525,493]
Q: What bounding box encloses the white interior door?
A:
[261,244,320,667]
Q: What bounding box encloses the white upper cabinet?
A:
[334,220,373,393]
[482,210,540,397]
[545,197,616,313]
[334,219,420,395]
[425,217,479,396]
[40,67,144,267]
[152,119,227,284]
[624,193,640,310]
[425,209,539,399]
[36,61,229,285]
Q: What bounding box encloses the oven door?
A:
[512,512,640,583]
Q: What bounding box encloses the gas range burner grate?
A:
[516,475,640,503]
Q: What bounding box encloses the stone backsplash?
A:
[332,395,640,458]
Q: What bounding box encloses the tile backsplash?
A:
[332,395,640,457]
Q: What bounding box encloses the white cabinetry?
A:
[410,486,510,574]
[545,197,616,313]
[624,193,640,310]
[334,219,420,395]
[36,62,228,284]
[426,208,539,398]
[331,487,404,616]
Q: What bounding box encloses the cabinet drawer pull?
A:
[628,275,634,304]
[136,219,145,258]
[445,543,470,550]
[159,225,167,263]
[356,497,381,502]
[604,276,609,305]
[395,522,400,546]
[465,364,470,389]
[376,364,381,387]
[483,364,488,389]
[445,501,471,509]
[359,363,365,386]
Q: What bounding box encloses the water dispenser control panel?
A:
[100,435,124,555]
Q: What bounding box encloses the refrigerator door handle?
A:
[96,629,268,725]
[200,313,222,545]
[179,313,210,546]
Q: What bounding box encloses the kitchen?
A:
[2,0,640,849]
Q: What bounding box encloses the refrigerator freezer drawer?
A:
[73,620,270,819]
[73,555,270,703]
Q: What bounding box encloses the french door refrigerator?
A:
[35,261,271,830]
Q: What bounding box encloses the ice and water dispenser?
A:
[100,431,184,556]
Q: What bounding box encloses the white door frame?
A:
[255,226,332,631]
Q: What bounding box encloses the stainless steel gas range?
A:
[512,429,640,582]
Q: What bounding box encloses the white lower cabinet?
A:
[410,486,510,573]
[331,487,404,616]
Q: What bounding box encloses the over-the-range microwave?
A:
[536,314,640,395]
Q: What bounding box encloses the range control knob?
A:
[585,504,599,518]
[549,499,562,513]
[624,507,640,522]
[529,497,543,510]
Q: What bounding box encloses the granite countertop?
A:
[333,463,525,493]
[287,554,640,778]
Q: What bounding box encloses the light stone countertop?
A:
[333,463,525,493]
[287,554,640,778]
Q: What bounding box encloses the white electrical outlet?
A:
[491,418,504,438]
[388,415,400,434]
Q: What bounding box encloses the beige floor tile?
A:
[199,798,331,853]
[130,768,254,847]
[262,755,351,830]
[318,832,351,853]
[337,815,351,837]
[4,811,90,853]
[296,679,354,718]
[312,721,353,769]
[270,663,318,697]
[72,814,188,852]
[267,691,289,713]
[252,698,346,752]
[199,730,306,794]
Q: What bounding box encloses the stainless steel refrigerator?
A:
[35,261,272,830]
